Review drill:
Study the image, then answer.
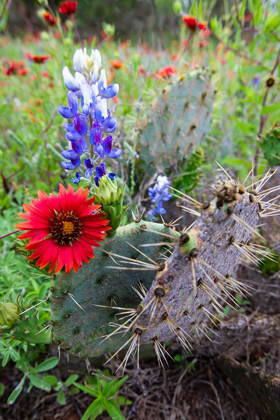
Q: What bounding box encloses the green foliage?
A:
[173,146,205,193]
[259,252,280,276]
[74,374,130,420]
[7,356,59,404]
[260,122,280,166]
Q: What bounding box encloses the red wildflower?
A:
[171,53,179,61]
[42,71,51,78]
[42,11,58,27]
[24,53,51,64]
[182,15,197,30]
[199,40,208,48]
[59,1,77,16]
[203,28,211,37]
[109,59,124,69]
[138,65,145,76]
[244,13,252,22]
[3,60,29,76]
[198,21,207,30]
[16,184,111,274]
[156,65,177,80]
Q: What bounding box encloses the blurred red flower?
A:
[198,21,207,31]
[244,13,253,22]
[199,40,208,48]
[182,39,189,47]
[59,1,77,16]
[42,71,51,78]
[3,60,29,76]
[24,53,51,64]
[182,15,197,30]
[42,11,57,27]
[109,59,124,69]
[156,65,177,79]
[171,53,179,61]
[138,65,145,76]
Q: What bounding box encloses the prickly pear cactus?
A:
[138,71,213,177]
[50,222,179,357]
[260,122,280,166]
[3,171,278,368]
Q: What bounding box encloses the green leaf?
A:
[73,382,99,397]
[65,374,79,387]
[102,399,125,420]
[8,376,26,404]
[198,0,202,20]
[262,102,280,114]
[103,377,128,399]
[2,351,10,367]
[238,0,246,20]
[117,396,132,406]
[57,389,66,405]
[0,8,8,31]
[81,398,104,420]
[0,383,5,396]
[43,375,59,387]
[264,14,280,32]
[70,387,80,395]
[33,357,59,373]
[29,375,51,391]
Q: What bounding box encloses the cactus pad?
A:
[137,71,213,178]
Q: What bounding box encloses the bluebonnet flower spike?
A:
[58,47,121,184]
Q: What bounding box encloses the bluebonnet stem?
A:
[148,175,172,220]
[58,48,121,185]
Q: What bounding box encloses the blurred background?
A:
[9,0,225,39]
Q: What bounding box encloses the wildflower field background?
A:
[0,0,280,419]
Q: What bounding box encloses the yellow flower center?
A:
[50,211,82,245]
[62,221,75,235]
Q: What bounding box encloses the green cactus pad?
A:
[50,222,180,357]
[4,311,52,344]
[137,71,213,179]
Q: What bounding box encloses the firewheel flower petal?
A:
[16,185,111,274]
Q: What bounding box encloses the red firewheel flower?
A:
[109,59,125,69]
[16,184,111,274]
[42,11,58,27]
[156,65,177,80]
[59,1,78,16]
[24,53,51,64]
[198,21,207,31]
[182,15,197,30]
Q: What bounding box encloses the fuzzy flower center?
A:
[50,211,82,245]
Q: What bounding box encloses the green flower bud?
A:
[40,31,50,41]
[37,0,49,6]
[66,20,74,29]
[63,38,71,46]
[92,176,126,236]
[172,0,183,14]
[102,22,115,36]
[0,302,20,328]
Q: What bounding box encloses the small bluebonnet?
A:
[58,48,122,185]
[148,175,172,220]
[252,76,261,90]
[94,163,117,186]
